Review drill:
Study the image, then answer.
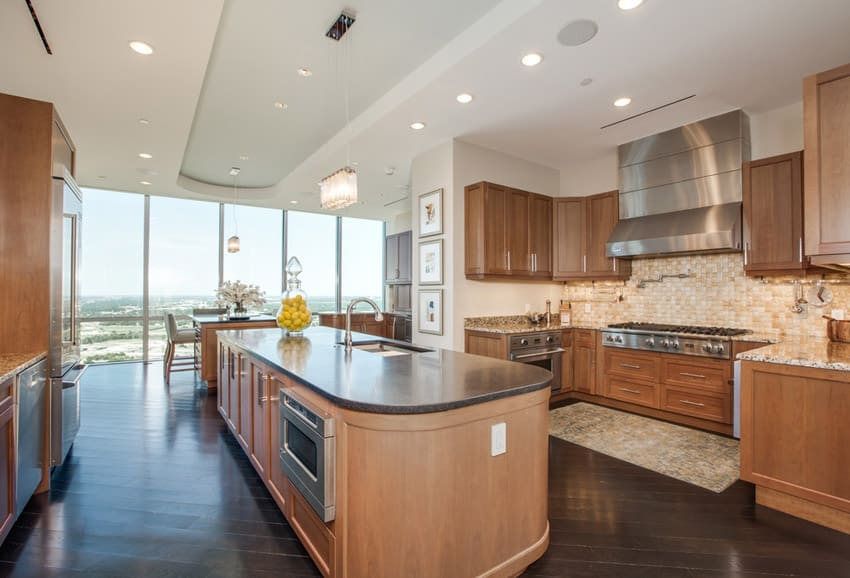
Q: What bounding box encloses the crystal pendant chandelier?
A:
[227,167,240,253]
[319,12,357,211]
[319,167,357,210]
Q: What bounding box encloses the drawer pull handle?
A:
[679,399,705,407]
[619,387,642,395]
[620,363,641,369]
[679,372,706,379]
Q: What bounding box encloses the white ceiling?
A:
[2,0,850,221]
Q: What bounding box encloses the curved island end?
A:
[217,327,551,578]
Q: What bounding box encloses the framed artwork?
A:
[418,239,443,285]
[418,188,443,237]
[418,289,443,335]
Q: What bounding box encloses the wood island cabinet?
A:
[465,181,552,279]
[803,62,850,263]
[318,313,387,338]
[384,230,412,284]
[743,151,812,275]
[553,191,630,281]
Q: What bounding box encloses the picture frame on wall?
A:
[418,239,443,285]
[418,188,443,237]
[418,289,443,335]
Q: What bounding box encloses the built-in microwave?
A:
[279,390,336,522]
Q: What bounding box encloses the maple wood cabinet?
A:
[384,230,412,284]
[318,313,386,338]
[572,330,596,394]
[0,378,14,544]
[743,151,813,275]
[560,330,573,392]
[553,191,630,281]
[465,181,552,279]
[803,62,850,264]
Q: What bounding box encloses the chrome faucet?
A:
[344,297,384,351]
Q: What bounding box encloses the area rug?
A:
[549,403,739,493]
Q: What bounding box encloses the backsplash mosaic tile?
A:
[560,254,850,338]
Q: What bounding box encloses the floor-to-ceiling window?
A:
[80,189,146,362]
[286,211,338,313]
[80,188,385,363]
[341,216,385,309]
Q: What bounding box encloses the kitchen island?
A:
[217,326,551,578]
[738,337,850,534]
[192,313,277,385]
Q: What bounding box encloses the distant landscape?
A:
[81,294,379,363]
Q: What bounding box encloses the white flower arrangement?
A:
[216,280,266,312]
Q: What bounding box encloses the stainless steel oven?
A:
[279,390,336,522]
[508,332,564,393]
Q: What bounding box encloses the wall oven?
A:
[508,331,563,393]
[279,390,336,522]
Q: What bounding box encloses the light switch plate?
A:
[584,303,592,313]
[491,422,506,456]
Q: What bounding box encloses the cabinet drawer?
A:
[605,350,659,382]
[288,480,335,577]
[606,378,658,408]
[662,385,731,424]
[662,358,730,393]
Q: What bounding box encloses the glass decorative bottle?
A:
[276,257,312,336]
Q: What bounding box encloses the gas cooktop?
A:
[601,322,751,359]
[606,322,750,337]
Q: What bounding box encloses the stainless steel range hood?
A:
[607,110,750,258]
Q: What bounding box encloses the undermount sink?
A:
[341,340,433,357]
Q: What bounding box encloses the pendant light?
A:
[227,167,241,253]
[320,12,358,210]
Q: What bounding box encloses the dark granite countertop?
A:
[218,326,552,414]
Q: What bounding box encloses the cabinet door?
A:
[361,319,385,338]
[250,362,269,478]
[397,230,412,283]
[573,330,596,394]
[560,330,573,391]
[553,198,586,279]
[0,382,14,540]
[506,189,531,274]
[218,343,229,421]
[267,373,288,511]
[385,234,399,282]
[529,194,552,276]
[743,152,806,273]
[804,63,850,258]
[586,191,621,275]
[237,353,251,452]
[483,184,509,274]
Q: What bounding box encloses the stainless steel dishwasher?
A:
[16,359,47,517]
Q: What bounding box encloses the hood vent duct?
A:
[607,109,750,258]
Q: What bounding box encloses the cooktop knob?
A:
[671,340,680,350]
[520,338,529,346]
[702,343,713,352]
[615,335,623,343]
[712,344,725,354]
[606,335,614,342]
[645,338,655,347]
[546,335,555,343]
[661,339,670,348]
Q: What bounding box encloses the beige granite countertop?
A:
[736,337,850,372]
[0,352,47,383]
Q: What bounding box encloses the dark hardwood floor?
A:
[0,363,847,577]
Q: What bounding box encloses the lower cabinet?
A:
[318,313,386,338]
[0,378,14,542]
[560,330,573,392]
[573,330,597,394]
[249,361,270,478]
[266,373,288,512]
[288,478,336,577]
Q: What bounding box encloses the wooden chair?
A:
[163,313,196,385]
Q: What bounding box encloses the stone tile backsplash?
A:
[560,254,850,338]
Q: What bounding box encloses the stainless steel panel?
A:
[619,140,744,194]
[618,110,748,167]
[16,359,47,517]
[50,363,86,466]
[618,171,742,219]
[607,203,742,258]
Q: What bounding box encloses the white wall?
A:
[410,141,454,349]
[449,140,563,350]
[559,151,618,197]
[749,101,803,159]
[385,210,412,235]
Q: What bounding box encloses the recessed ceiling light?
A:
[97,175,106,180]
[273,101,288,110]
[297,67,313,77]
[521,52,543,67]
[580,78,593,87]
[456,93,473,104]
[129,41,154,55]
[614,97,632,107]
[290,200,299,205]
[138,118,150,125]
[139,181,152,186]
[239,154,249,161]
[410,122,426,130]
[138,152,153,159]
[618,0,644,10]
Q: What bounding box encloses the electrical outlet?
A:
[584,302,592,313]
[491,422,506,456]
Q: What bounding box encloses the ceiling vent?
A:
[24,0,52,54]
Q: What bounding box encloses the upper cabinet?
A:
[743,151,813,275]
[385,230,412,284]
[803,62,850,262]
[464,181,552,280]
[553,191,631,281]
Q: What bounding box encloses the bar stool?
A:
[163,313,196,385]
